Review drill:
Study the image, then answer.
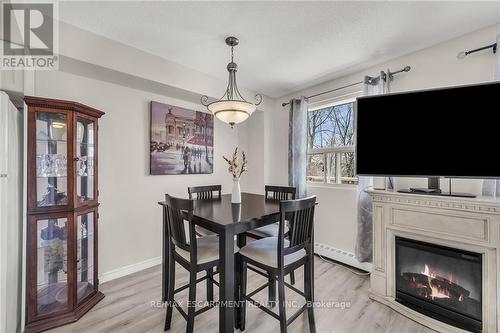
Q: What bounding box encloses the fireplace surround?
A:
[367,189,500,333]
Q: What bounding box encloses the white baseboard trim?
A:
[98,245,371,285]
[99,256,162,284]
[314,242,372,272]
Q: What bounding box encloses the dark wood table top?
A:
[158,192,280,233]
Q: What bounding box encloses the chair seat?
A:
[238,237,306,268]
[246,222,288,238]
[175,235,239,265]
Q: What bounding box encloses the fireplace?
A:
[395,237,482,332]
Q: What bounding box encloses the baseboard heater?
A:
[314,242,372,272]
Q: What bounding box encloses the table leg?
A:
[219,229,235,333]
[235,234,246,329]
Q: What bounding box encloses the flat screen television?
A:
[356,81,500,181]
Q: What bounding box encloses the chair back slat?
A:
[278,196,316,259]
[188,185,222,200]
[265,185,296,201]
[164,194,195,255]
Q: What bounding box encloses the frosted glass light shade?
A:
[207,100,256,126]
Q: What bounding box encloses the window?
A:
[307,99,358,185]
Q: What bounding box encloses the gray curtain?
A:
[482,34,500,197]
[355,71,392,263]
[288,96,308,198]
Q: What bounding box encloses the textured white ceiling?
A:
[59,1,500,97]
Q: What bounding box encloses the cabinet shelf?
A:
[36,139,68,143]
[76,265,94,273]
[37,175,68,179]
[37,243,67,251]
[78,233,94,241]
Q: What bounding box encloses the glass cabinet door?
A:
[35,216,70,316]
[76,210,96,303]
[35,112,69,208]
[75,116,96,206]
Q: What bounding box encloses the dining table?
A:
[158,192,282,333]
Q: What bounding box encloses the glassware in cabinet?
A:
[35,112,69,208]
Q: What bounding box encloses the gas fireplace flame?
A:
[422,264,431,277]
[420,264,463,300]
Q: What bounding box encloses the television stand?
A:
[397,177,476,198]
[397,189,476,198]
[408,187,441,194]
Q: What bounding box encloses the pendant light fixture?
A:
[201,36,262,128]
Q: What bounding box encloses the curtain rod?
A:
[457,42,497,59]
[282,65,411,107]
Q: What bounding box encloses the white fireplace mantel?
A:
[367,189,500,333]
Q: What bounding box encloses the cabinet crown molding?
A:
[24,96,105,118]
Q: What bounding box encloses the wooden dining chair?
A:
[187,185,222,236]
[238,196,317,333]
[265,185,297,201]
[188,185,222,200]
[163,194,236,333]
[244,185,297,304]
[246,185,296,239]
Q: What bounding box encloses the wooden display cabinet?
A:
[25,97,105,333]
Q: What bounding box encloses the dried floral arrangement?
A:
[223,147,247,179]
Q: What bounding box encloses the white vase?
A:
[231,177,241,203]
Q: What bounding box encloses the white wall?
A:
[34,69,241,276]
[27,20,500,277]
[22,21,275,280]
[259,24,500,264]
[56,21,275,113]
[238,111,265,194]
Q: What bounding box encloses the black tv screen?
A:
[356,82,500,178]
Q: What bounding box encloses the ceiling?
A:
[59,1,500,98]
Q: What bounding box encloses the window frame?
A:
[307,93,360,186]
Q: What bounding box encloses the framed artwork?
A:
[150,101,214,175]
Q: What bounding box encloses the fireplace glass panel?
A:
[396,237,482,329]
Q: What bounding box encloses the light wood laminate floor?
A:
[47,257,435,333]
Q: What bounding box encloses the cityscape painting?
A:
[150,101,214,175]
